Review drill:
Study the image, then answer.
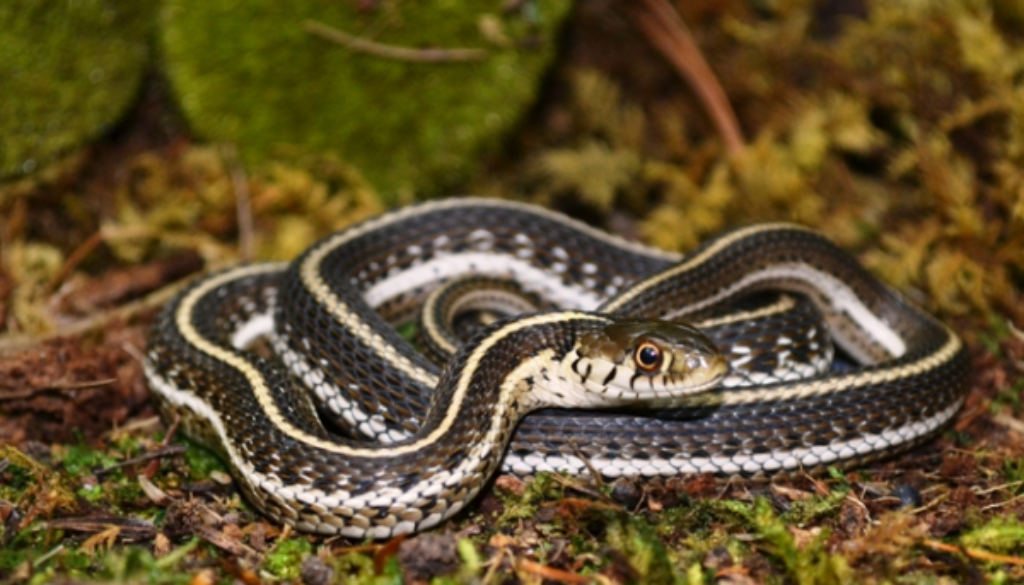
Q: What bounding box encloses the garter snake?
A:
[144,198,970,537]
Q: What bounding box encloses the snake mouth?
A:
[627,353,730,408]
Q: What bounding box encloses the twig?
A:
[55,252,203,315]
[628,0,745,156]
[909,491,949,515]
[569,440,604,489]
[39,517,157,540]
[1010,319,1024,343]
[481,545,510,585]
[143,414,182,479]
[517,558,594,584]
[32,545,65,568]
[548,474,619,507]
[222,145,255,262]
[329,542,382,555]
[980,491,1024,511]
[304,20,488,62]
[120,341,147,364]
[923,539,1024,566]
[973,480,1024,496]
[992,412,1024,436]
[374,533,406,575]
[45,230,104,296]
[193,520,262,563]
[954,400,989,432]
[0,378,117,401]
[39,378,116,390]
[95,445,188,479]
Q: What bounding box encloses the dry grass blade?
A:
[304,20,488,62]
[628,0,745,155]
[222,145,254,262]
[94,444,187,479]
[924,539,1024,567]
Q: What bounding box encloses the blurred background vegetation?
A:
[3,0,1022,338]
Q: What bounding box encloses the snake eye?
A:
[634,341,663,372]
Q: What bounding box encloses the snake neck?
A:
[426,312,611,430]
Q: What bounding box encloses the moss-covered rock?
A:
[161,0,571,200]
[0,1,154,179]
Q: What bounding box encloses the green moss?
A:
[961,515,1024,555]
[263,537,313,581]
[161,0,571,200]
[0,463,34,499]
[598,511,685,584]
[496,472,563,525]
[109,480,146,508]
[55,548,94,578]
[750,497,852,585]
[89,542,198,585]
[56,443,119,476]
[75,484,105,504]
[0,0,154,178]
[111,434,143,459]
[180,439,229,480]
[779,487,849,527]
[0,547,26,573]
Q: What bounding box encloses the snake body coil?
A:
[145,198,970,537]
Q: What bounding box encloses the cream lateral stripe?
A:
[307,219,958,408]
[692,294,797,329]
[297,202,495,388]
[602,222,817,313]
[422,307,458,356]
[448,289,540,317]
[491,348,557,432]
[176,267,604,457]
[301,232,438,389]
[176,266,378,457]
[678,329,961,406]
[453,312,608,406]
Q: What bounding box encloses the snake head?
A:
[573,319,728,407]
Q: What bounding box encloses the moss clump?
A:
[263,538,313,581]
[0,1,154,179]
[161,0,571,201]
